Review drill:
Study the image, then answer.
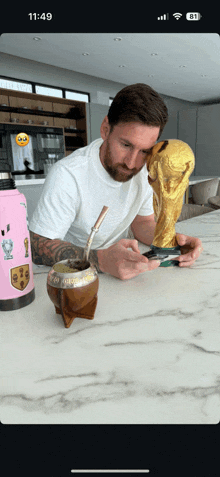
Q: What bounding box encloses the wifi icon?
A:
[173,12,183,20]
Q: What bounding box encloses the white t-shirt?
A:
[29,138,154,250]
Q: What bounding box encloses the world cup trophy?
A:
[143,139,195,267]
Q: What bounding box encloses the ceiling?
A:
[0,33,220,103]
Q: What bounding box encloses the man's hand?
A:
[97,238,160,280]
[175,233,203,267]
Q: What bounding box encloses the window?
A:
[0,77,32,93]
[109,98,114,106]
[65,90,89,103]
[35,85,63,98]
[0,76,90,103]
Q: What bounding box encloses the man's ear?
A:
[100,116,111,140]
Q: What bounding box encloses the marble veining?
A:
[1,210,220,424]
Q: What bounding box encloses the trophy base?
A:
[142,245,181,267]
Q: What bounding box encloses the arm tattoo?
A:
[30,231,103,272]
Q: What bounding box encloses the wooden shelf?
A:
[0,121,63,131]
[64,128,85,134]
[0,105,84,120]
[0,87,88,157]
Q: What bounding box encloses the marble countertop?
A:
[13,174,46,186]
[14,174,220,187]
[1,210,220,425]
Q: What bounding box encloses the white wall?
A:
[0,52,125,106]
[3,51,219,184]
[0,51,197,142]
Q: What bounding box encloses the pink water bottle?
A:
[0,161,35,310]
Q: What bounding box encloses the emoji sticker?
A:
[15,132,29,147]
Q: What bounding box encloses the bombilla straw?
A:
[83,206,109,263]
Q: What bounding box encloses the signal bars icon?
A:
[157,13,169,20]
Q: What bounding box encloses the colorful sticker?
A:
[15,133,29,147]
[1,224,10,236]
[10,264,30,291]
[24,237,29,257]
[1,239,14,260]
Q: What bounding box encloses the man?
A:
[30,83,203,280]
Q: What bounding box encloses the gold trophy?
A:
[143,139,195,267]
[24,237,29,257]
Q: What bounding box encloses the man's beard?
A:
[103,142,144,183]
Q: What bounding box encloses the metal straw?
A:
[83,206,109,262]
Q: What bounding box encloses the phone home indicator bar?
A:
[71,471,150,474]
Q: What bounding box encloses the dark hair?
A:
[107,83,168,139]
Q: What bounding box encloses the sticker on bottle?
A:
[10,264,30,291]
[1,238,14,260]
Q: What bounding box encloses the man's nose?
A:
[124,149,139,169]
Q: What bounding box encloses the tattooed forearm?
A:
[29,231,103,272]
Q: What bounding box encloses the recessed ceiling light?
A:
[82,52,90,56]
[148,74,155,77]
[201,74,208,77]
[114,37,122,41]
[118,65,126,67]
[179,65,186,68]
[151,53,158,56]
[33,37,41,41]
